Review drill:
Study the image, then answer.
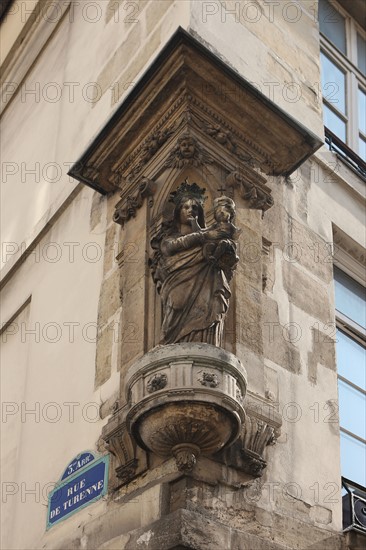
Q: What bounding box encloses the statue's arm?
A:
[161,233,205,256]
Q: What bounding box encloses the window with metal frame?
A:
[319,0,366,161]
[333,266,366,501]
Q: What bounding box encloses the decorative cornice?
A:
[190,97,272,170]
[111,95,188,185]
[69,28,322,196]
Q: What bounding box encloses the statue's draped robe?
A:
[159,232,232,345]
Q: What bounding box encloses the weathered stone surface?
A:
[237,224,263,290]
[111,27,162,106]
[344,531,366,550]
[107,191,121,226]
[306,534,348,549]
[119,508,289,550]
[282,262,332,324]
[103,223,118,275]
[95,23,142,99]
[95,322,114,388]
[105,0,149,24]
[309,505,332,525]
[97,268,121,328]
[90,191,105,231]
[262,297,301,374]
[289,217,334,284]
[307,326,337,384]
[146,0,174,35]
[125,343,247,469]
[235,278,263,356]
[120,280,145,367]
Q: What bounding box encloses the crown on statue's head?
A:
[169,179,207,207]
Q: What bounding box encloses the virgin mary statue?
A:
[150,181,239,347]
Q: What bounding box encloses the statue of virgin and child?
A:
[150,180,240,347]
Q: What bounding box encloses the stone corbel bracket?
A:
[226,169,274,215]
[102,408,147,487]
[240,393,282,477]
[113,177,157,227]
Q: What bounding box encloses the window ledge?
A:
[315,147,366,204]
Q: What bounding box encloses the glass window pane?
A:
[340,431,366,487]
[339,380,366,440]
[319,0,346,55]
[334,268,366,329]
[357,33,366,76]
[323,104,346,141]
[321,52,346,114]
[358,88,366,134]
[337,330,366,391]
[359,136,366,161]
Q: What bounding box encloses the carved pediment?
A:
[69,28,322,198]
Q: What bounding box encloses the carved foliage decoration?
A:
[216,394,282,477]
[198,372,219,388]
[114,177,157,227]
[204,122,238,153]
[127,126,176,182]
[147,373,168,393]
[239,398,281,477]
[226,170,274,214]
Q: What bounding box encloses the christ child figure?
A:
[200,196,241,269]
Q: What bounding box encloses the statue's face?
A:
[179,139,195,158]
[215,205,231,222]
[179,199,199,224]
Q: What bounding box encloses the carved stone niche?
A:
[69,27,318,487]
[125,343,247,471]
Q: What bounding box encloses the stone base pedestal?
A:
[125,343,247,470]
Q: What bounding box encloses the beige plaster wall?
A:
[0,185,108,549]
[1,0,190,273]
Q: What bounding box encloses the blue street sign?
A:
[61,452,95,480]
[47,452,109,529]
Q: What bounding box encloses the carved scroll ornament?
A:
[103,422,139,483]
[113,177,157,227]
[226,171,273,214]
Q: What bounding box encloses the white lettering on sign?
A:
[62,480,104,511]
[66,455,92,476]
[49,506,61,519]
[66,478,86,497]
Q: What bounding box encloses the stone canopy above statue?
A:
[69,27,322,197]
